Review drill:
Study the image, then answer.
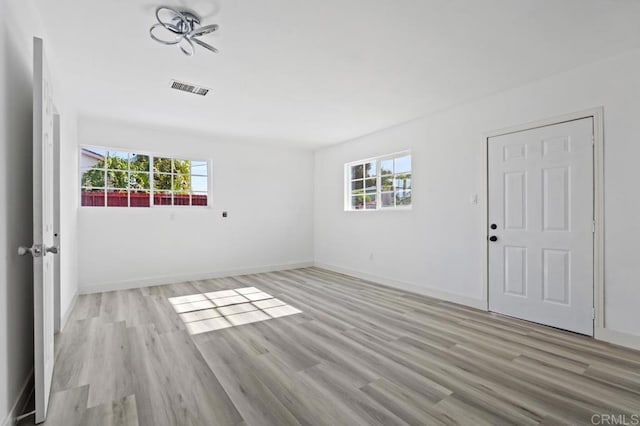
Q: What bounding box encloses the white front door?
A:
[488,118,594,335]
[26,37,57,423]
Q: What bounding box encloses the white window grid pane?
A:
[81,148,208,208]
[150,157,209,207]
[129,171,150,191]
[106,151,130,170]
[346,153,411,211]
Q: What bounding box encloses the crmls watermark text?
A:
[591,414,640,425]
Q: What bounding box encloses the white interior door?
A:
[23,36,58,423]
[488,118,594,335]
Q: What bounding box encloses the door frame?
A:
[53,111,61,333]
[481,107,605,333]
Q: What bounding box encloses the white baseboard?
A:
[79,261,314,294]
[596,327,640,351]
[315,263,640,352]
[60,292,78,331]
[2,369,34,426]
[75,259,640,352]
[314,262,487,310]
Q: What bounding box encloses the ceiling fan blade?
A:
[179,36,195,56]
[156,6,190,32]
[189,24,219,38]
[192,37,219,53]
[150,23,183,45]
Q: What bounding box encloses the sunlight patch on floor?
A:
[169,287,302,335]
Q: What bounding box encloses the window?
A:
[80,147,209,207]
[345,152,411,211]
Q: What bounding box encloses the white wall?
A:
[58,109,79,326]
[0,0,79,423]
[315,48,640,341]
[77,117,314,292]
[0,2,35,422]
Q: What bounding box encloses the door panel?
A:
[33,37,56,423]
[488,118,594,335]
[542,167,570,231]
[504,246,527,297]
[542,249,570,304]
[504,171,526,230]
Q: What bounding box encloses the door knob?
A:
[18,246,35,256]
[18,244,58,257]
[489,236,498,242]
[18,245,43,257]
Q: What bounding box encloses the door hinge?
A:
[592,220,596,233]
[592,307,596,320]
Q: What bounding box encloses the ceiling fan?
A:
[149,6,219,56]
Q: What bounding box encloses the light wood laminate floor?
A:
[20,267,640,425]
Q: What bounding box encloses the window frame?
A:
[344,151,412,212]
[79,145,212,209]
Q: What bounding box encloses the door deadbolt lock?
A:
[489,236,498,242]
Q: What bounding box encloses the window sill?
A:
[344,206,412,212]
[79,205,213,210]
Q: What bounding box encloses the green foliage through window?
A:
[80,148,208,207]
[347,153,411,210]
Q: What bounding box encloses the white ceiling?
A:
[34,0,640,147]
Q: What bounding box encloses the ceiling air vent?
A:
[170,80,210,96]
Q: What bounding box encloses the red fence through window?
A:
[81,192,207,207]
